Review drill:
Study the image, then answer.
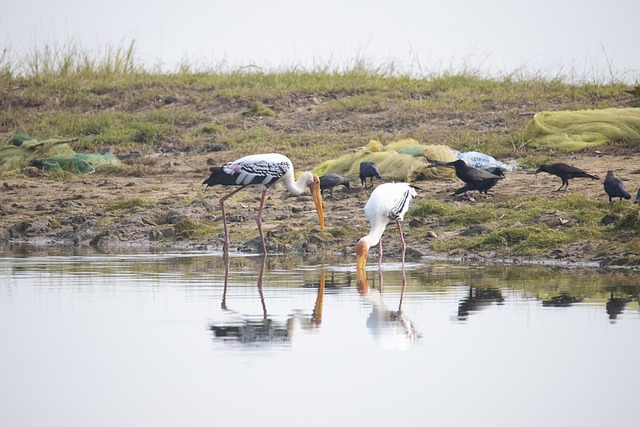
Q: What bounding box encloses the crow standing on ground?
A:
[534,162,599,191]
[603,170,631,203]
[446,160,505,196]
[319,173,350,197]
[359,161,382,187]
[624,84,640,97]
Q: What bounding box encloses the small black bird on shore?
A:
[603,170,631,203]
[319,173,350,197]
[535,162,599,191]
[359,161,382,187]
[624,84,640,97]
[446,160,505,196]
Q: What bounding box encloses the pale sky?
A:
[1,0,638,82]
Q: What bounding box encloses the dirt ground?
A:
[2,144,640,268]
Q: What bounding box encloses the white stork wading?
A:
[355,182,417,273]
[203,153,324,254]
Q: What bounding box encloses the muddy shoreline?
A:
[1,149,639,271]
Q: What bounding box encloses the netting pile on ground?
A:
[523,108,640,151]
[312,139,458,182]
[0,134,121,177]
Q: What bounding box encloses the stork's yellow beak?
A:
[310,175,325,231]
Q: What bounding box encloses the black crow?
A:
[603,170,631,203]
[319,173,350,197]
[624,85,640,96]
[359,161,382,187]
[635,189,640,204]
[534,162,599,191]
[446,160,505,195]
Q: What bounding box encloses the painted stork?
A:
[355,182,417,272]
[203,153,324,253]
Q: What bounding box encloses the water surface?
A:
[1,247,639,427]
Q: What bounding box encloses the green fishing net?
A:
[0,134,121,177]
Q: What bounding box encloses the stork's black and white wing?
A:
[203,153,292,187]
[387,184,417,221]
[364,182,417,228]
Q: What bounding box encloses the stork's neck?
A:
[283,170,313,196]
[358,222,387,250]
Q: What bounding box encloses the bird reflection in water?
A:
[541,288,638,323]
[357,267,418,347]
[209,256,326,346]
[457,286,505,321]
[541,293,582,307]
[606,291,632,322]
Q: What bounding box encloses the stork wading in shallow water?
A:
[355,182,417,273]
[203,153,324,254]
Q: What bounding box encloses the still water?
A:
[1,246,639,427]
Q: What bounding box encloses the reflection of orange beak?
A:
[356,241,368,271]
[356,242,369,294]
[310,175,325,231]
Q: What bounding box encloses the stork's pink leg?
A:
[378,238,383,270]
[396,220,406,268]
[221,251,230,310]
[219,186,246,252]
[256,188,268,254]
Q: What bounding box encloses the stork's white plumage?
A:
[356,182,417,272]
[203,153,324,254]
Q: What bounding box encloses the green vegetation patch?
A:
[408,194,622,255]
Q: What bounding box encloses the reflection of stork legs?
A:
[398,266,407,312]
[221,251,231,310]
[256,256,267,319]
[311,268,326,327]
[221,254,268,317]
[356,261,408,312]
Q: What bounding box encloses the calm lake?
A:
[1,245,639,427]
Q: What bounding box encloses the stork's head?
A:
[308,173,324,231]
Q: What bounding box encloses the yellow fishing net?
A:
[522,108,640,151]
[313,139,457,182]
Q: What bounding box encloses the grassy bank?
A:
[1,45,634,160]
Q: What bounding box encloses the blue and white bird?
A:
[203,153,324,254]
[356,182,417,271]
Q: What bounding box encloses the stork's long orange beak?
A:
[310,175,325,231]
